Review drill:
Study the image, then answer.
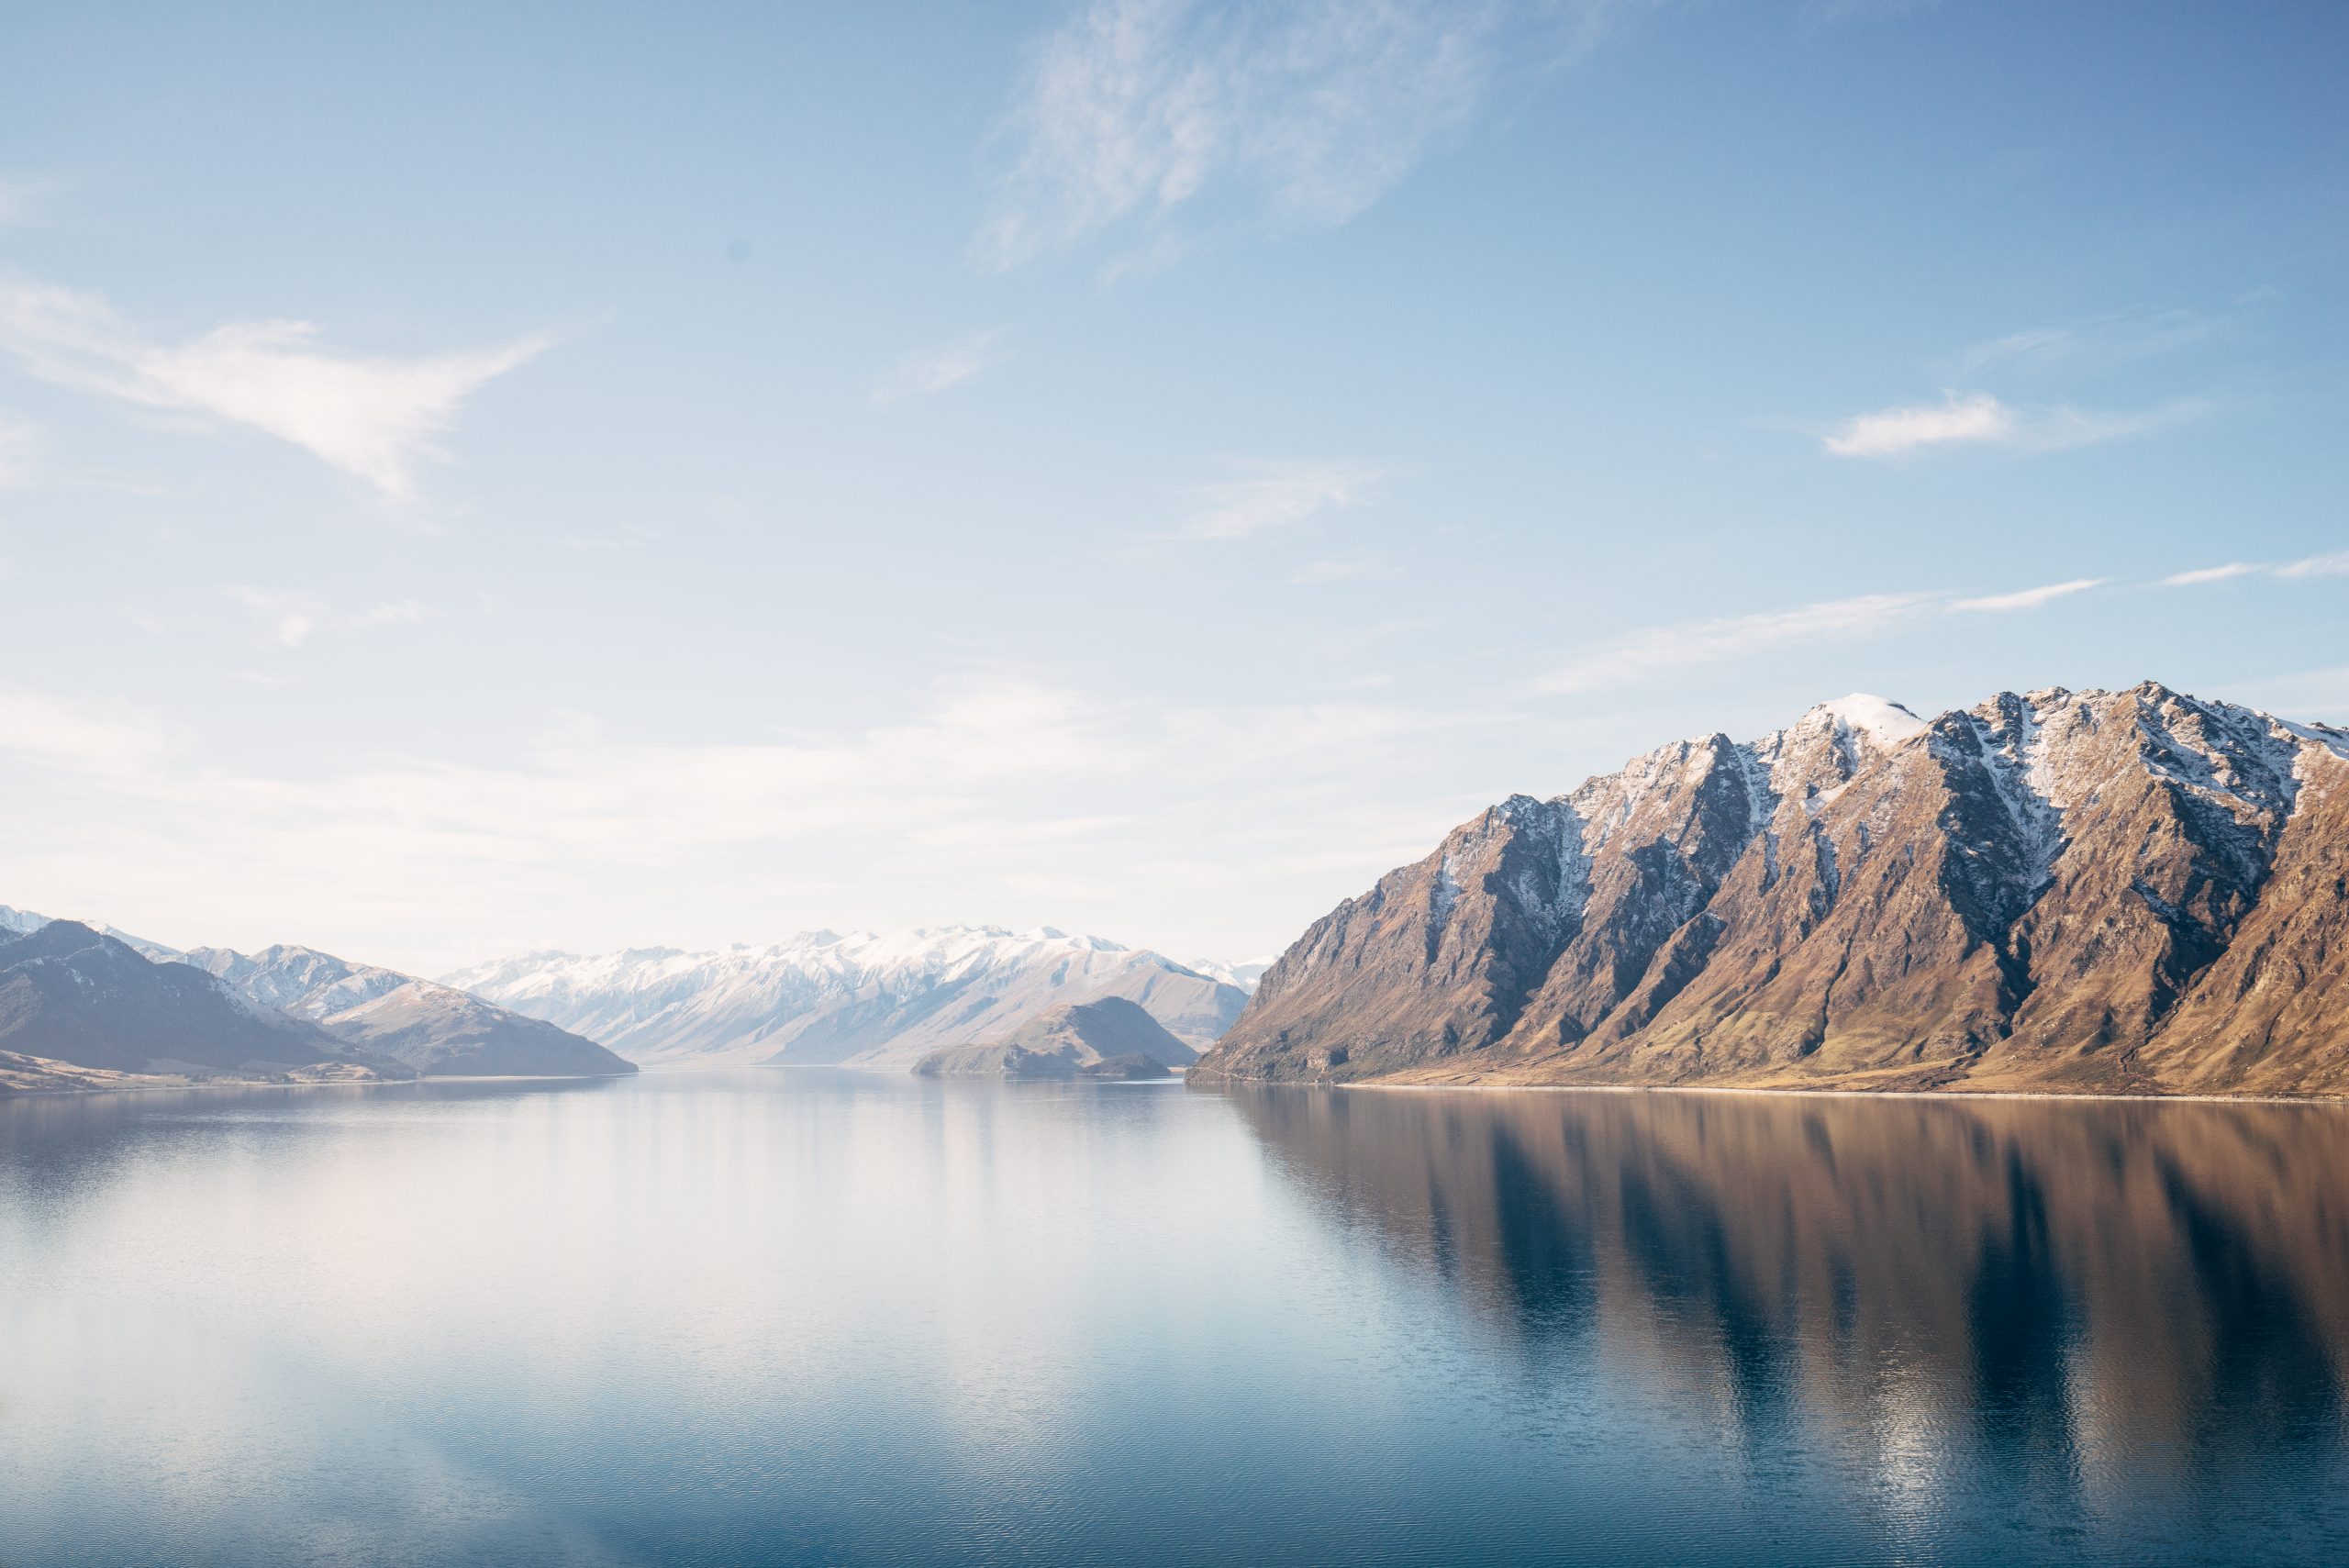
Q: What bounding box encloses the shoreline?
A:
[0,1070,639,1101]
[1196,1074,2349,1109]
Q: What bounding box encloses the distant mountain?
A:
[181,945,635,1078]
[444,925,1252,1069]
[1186,957,1273,993]
[1192,684,2349,1097]
[913,996,1198,1079]
[0,921,404,1081]
[0,904,179,960]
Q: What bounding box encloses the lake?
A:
[6,1070,2348,1565]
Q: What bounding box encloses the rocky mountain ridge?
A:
[1191,684,2349,1096]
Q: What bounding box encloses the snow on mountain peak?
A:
[1809,694,1928,744]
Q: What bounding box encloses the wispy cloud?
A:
[1538,591,1940,694]
[2162,562,2262,586]
[1180,460,1389,539]
[2277,550,2349,580]
[1822,391,2011,457]
[1952,307,2228,379]
[2162,550,2349,585]
[224,586,442,649]
[1950,577,2105,613]
[0,276,547,498]
[1820,391,2203,458]
[974,0,1620,271]
[870,328,1009,406]
[1539,575,2123,692]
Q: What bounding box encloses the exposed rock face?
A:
[1192,685,2349,1095]
[181,945,634,1078]
[0,922,406,1080]
[445,926,1248,1069]
[912,996,1196,1079]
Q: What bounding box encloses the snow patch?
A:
[1810,693,1929,746]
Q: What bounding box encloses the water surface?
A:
[5,1071,2347,1565]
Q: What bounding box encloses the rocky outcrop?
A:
[912,996,1196,1079]
[0,922,409,1081]
[1192,684,2349,1096]
[181,945,634,1078]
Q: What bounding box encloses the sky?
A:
[0,0,2343,974]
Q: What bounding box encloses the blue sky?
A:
[0,0,2342,972]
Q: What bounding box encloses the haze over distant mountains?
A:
[1195,684,2349,1097]
[183,945,632,1079]
[912,996,1199,1080]
[0,908,629,1088]
[0,920,404,1089]
[446,926,1254,1070]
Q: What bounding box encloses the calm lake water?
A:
[6,1070,2349,1566]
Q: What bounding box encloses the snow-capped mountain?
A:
[1195,684,2349,1097]
[1185,957,1275,993]
[0,904,179,960]
[182,945,633,1078]
[443,924,1253,1068]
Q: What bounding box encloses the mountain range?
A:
[1192,684,2349,1097]
[0,909,629,1088]
[181,945,633,1078]
[0,921,406,1087]
[444,926,1252,1070]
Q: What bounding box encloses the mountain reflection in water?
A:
[7,1072,2349,1565]
[1225,1084,2349,1529]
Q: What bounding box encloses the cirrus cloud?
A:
[0,275,547,498]
[1820,390,2206,459]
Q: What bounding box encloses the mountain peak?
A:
[1806,693,1928,744]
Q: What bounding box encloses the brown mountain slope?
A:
[1192,684,2349,1096]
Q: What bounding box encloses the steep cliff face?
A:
[1192,685,2349,1095]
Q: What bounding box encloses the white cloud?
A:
[870,328,1009,406]
[2162,562,2262,586]
[1952,308,2224,378]
[2277,550,2349,580]
[974,0,1619,270]
[224,586,442,649]
[1540,575,2121,691]
[1182,459,1388,539]
[1821,391,2204,459]
[1822,392,2013,457]
[1538,591,1940,694]
[0,276,546,497]
[1950,577,2105,613]
[0,673,1505,967]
